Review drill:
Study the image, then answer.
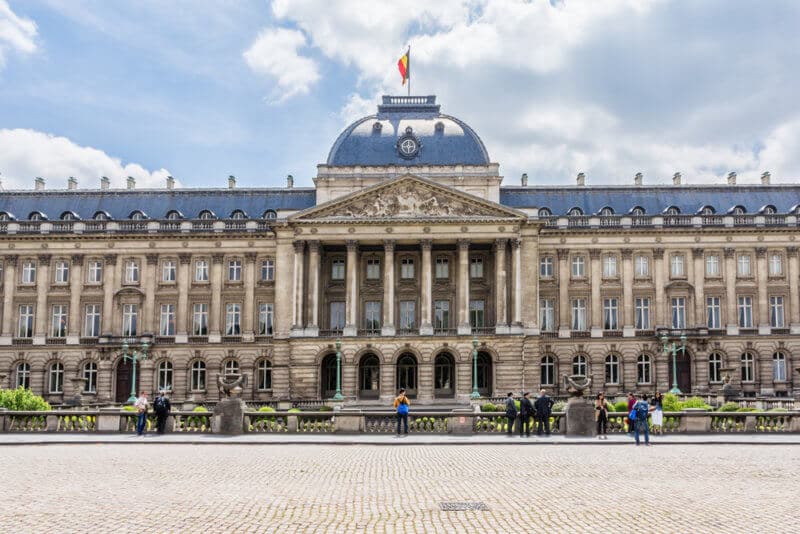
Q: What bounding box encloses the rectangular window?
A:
[769,253,783,276]
[770,296,785,328]
[738,296,753,328]
[162,260,176,282]
[539,298,555,332]
[125,261,139,284]
[705,255,720,276]
[706,297,721,329]
[192,303,208,336]
[195,260,209,282]
[159,304,176,336]
[571,256,585,277]
[50,305,68,337]
[571,298,587,331]
[399,301,416,330]
[258,303,274,335]
[54,260,69,283]
[227,260,242,282]
[602,256,617,278]
[470,257,483,278]
[603,298,618,330]
[469,300,485,328]
[225,303,241,335]
[635,255,649,277]
[366,258,381,280]
[18,305,34,338]
[22,261,36,284]
[738,255,751,277]
[635,297,650,330]
[670,254,685,277]
[364,301,381,331]
[435,257,449,279]
[539,256,553,277]
[260,259,275,281]
[400,258,415,279]
[88,261,103,283]
[122,304,138,336]
[434,300,450,331]
[671,297,686,329]
[84,304,101,337]
[329,302,345,330]
[331,259,345,281]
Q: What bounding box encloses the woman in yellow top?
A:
[393,388,410,436]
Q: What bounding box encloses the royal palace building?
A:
[1,95,799,405]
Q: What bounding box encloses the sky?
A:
[1,0,800,190]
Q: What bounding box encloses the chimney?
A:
[521,173,528,186]
[100,176,110,190]
[672,172,682,185]
[576,172,586,186]
[286,174,294,188]
[634,172,643,186]
[126,176,135,190]
[761,171,771,185]
[166,175,175,189]
[67,177,78,190]
[228,175,236,189]
[35,177,45,190]
[727,171,737,185]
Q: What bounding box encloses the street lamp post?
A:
[470,337,480,399]
[333,339,343,401]
[122,340,149,404]
[661,333,687,395]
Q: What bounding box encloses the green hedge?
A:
[612,401,629,413]
[0,387,51,411]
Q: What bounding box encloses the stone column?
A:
[557,248,570,337]
[788,247,800,334]
[457,239,471,335]
[143,254,158,335]
[1,255,17,342]
[344,240,358,337]
[494,239,508,334]
[102,255,116,336]
[34,254,51,344]
[724,247,738,335]
[756,247,769,334]
[621,249,634,337]
[291,241,305,335]
[653,248,665,328]
[209,254,224,342]
[242,252,256,342]
[590,250,602,337]
[67,254,83,344]
[517,237,533,334]
[307,241,321,335]
[381,240,396,336]
[420,239,433,335]
[692,248,705,330]
[176,253,191,343]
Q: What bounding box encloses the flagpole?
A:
[407,45,411,96]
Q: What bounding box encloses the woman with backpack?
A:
[393,388,410,436]
[631,394,651,446]
[595,392,609,439]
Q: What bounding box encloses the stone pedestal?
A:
[212,398,246,435]
[334,409,362,433]
[565,399,595,437]
[97,407,123,432]
[449,408,476,435]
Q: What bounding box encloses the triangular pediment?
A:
[290,174,525,222]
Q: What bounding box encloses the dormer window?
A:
[129,211,147,220]
[165,210,182,220]
[93,211,110,221]
[599,207,614,216]
[230,210,247,220]
[630,206,645,216]
[761,205,777,215]
[28,211,45,221]
[0,212,12,221]
[568,207,583,216]
[699,206,715,215]
[262,210,277,220]
[664,206,680,215]
[538,208,551,217]
[60,211,78,221]
[198,210,215,220]
[730,206,746,215]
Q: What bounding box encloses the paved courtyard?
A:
[3,443,798,533]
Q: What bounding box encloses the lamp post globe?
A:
[470,337,480,399]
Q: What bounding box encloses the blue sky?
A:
[1,1,800,190]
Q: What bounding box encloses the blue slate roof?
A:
[327,95,490,166]
[0,189,316,220]
[500,185,800,215]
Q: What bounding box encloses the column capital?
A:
[146,254,159,265]
[723,247,736,259]
[420,239,433,251]
[493,238,507,251]
[211,253,225,264]
[71,254,84,266]
[103,254,117,265]
[556,248,569,260]
[510,238,521,250]
[787,246,798,258]
[755,247,767,258]
[457,239,470,251]
[588,249,601,260]
[307,240,320,253]
[37,254,52,265]
[382,239,396,252]
[652,248,664,260]
[620,248,633,259]
[4,254,18,267]
[293,241,305,254]
[244,252,257,263]
[179,253,193,264]
[346,240,359,252]
[692,248,704,259]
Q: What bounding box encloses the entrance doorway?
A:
[668,348,691,393]
[115,359,132,403]
[434,353,455,398]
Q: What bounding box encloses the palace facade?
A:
[1,95,798,405]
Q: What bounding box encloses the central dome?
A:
[326,95,490,166]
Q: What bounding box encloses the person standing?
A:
[504,392,518,436]
[626,392,636,436]
[519,392,534,437]
[595,392,609,439]
[534,389,554,437]
[134,391,148,436]
[393,388,410,436]
[153,390,171,435]
[651,392,664,435]
[633,393,651,446]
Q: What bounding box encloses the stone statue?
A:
[217,373,247,398]
[563,374,592,398]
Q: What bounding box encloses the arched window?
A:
[190,360,206,391]
[257,359,272,391]
[129,210,147,220]
[49,362,64,394]
[730,206,746,215]
[572,355,587,376]
[396,353,418,397]
[60,211,78,220]
[358,354,380,399]
[699,205,715,215]
[157,361,173,391]
[0,212,11,221]
[477,352,493,397]
[537,207,552,217]
[773,352,787,382]
[630,206,645,216]
[605,355,619,384]
[761,205,777,215]
[708,353,723,383]
[637,354,652,384]
[262,210,277,220]
[434,353,455,398]
[198,210,215,220]
[16,362,31,388]
[230,210,247,220]
[540,355,555,386]
[599,207,614,216]
[223,359,240,376]
[741,352,755,382]
[320,354,337,398]
[568,207,583,216]
[165,210,182,220]
[28,211,45,221]
[664,206,680,215]
[83,361,98,393]
[93,211,109,221]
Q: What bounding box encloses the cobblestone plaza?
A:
[4,443,798,533]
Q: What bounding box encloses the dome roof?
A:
[327,95,490,166]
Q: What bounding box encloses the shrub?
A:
[122,405,137,412]
[768,407,788,413]
[0,387,51,411]
[736,407,757,412]
[551,401,566,413]
[192,406,208,412]
[258,406,275,413]
[288,408,302,413]
[678,397,712,410]
[480,403,498,412]
[612,401,629,413]
[319,405,334,412]
[661,393,681,412]
[717,402,740,412]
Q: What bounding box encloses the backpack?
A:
[154,396,167,413]
[397,400,409,415]
[635,402,648,421]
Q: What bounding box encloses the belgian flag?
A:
[397,48,410,85]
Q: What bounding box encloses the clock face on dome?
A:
[396,127,421,159]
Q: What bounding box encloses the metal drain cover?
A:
[439,502,489,511]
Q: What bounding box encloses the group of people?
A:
[504,390,556,437]
[595,391,664,445]
[132,390,172,436]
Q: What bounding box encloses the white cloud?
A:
[0,129,172,190]
[0,0,37,67]
[243,27,320,103]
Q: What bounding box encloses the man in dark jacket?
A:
[504,392,517,436]
[534,389,554,437]
[153,390,172,434]
[519,392,534,437]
